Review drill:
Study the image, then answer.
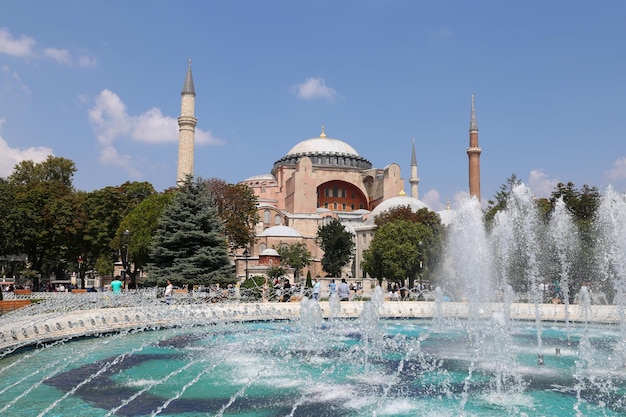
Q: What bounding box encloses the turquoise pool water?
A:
[0,318,624,416]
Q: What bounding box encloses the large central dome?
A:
[273,127,372,172]
[286,128,359,157]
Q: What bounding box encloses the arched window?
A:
[274,215,282,225]
[259,243,267,252]
[264,210,270,224]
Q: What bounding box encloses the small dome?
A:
[259,225,303,237]
[260,248,280,256]
[242,173,276,182]
[437,208,456,226]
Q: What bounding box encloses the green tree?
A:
[316,218,355,277]
[146,177,234,287]
[204,178,259,250]
[485,174,522,225]
[362,220,433,287]
[267,264,288,281]
[113,192,175,287]
[277,242,311,281]
[549,182,602,294]
[5,157,78,288]
[372,205,443,287]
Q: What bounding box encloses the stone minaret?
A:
[176,59,197,185]
[409,138,419,199]
[467,95,481,201]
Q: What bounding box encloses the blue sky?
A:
[1,1,626,211]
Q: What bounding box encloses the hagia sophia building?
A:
[176,62,481,284]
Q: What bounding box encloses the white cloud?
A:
[527,169,559,198]
[89,89,133,146]
[422,189,444,212]
[293,77,340,101]
[0,28,95,67]
[1,65,30,95]
[77,54,97,68]
[607,157,626,181]
[44,47,72,65]
[0,28,36,56]
[0,135,54,178]
[88,90,222,176]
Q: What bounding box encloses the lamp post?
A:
[120,229,131,290]
[417,241,424,300]
[77,255,84,289]
[243,248,250,280]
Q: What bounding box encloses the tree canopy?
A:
[316,218,355,277]
[362,220,434,287]
[277,242,311,280]
[204,178,259,250]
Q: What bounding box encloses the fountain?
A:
[1,184,626,416]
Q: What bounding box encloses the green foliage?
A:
[316,218,355,277]
[240,275,267,300]
[277,242,311,280]
[3,156,78,287]
[267,264,288,280]
[114,192,174,287]
[485,174,522,226]
[362,220,433,286]
[204,178,259,250]
[146,177,234,287]
[8,156,76,187]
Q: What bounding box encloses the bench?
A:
[14,289,31,295]
[0,300,31,312]
[71,289,88,293]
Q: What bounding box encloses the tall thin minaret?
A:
[409,138,420,199]
[176,59,197,185]
[467,95,481,201]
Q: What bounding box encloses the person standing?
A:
[262,277,269,303]
[110,276,123,294]
[282,278,292,302]
[312,277,321,301]
[165,279,174,305]
[338,278,350,301]
[329,279,337,296]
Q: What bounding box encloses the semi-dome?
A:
[367,194,430,224]
[258,225,302,238]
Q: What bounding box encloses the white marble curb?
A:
[0,301,621,354]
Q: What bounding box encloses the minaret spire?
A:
[470,94,477,131]
[176,59,198,185]
[466,94,481,201]
[409,138,420,199]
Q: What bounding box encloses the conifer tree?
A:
[146,177,235,286]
